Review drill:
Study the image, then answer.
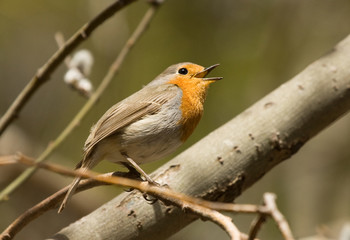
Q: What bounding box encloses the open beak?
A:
[194,64,223,81]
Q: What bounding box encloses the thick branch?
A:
[51,34,350,239]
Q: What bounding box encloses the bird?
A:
[58,62,222,213]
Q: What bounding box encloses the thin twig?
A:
[182,203,241,240]
[248,213,267,240]
[0,4,160,201]
[0,174,112,240]
[263,193,295,240]
[1,155,294,240]
[0,154,147,240]
[197,200,267,214]
[0,156,18,166]
[0,0,136,135]
[0,154,286,240]
[2,154,242,240]
[14,148,267,217]
[54,32,71,66]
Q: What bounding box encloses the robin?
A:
[58,62,222,213]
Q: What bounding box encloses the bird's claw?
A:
[142,193,158,204]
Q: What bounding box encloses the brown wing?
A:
[81,84,180,163]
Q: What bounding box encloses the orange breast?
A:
[168,76,209,141]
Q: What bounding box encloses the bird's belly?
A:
[102,106,183,165]
[119,132,182,164]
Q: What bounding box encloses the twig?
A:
[182,203,241,240]
[248,213,267,240]
[248,193,294,240]
[0,3,160,201]
[0,0,136,135]
[0,154,146,240]
[54,32,71,67]
[263,193,295,240]
[0,156,18,166]
[0,174,112,240]
[2,154,242,240]
[195,200,267,214]
[1,154,289,240]
[1,154,293,240]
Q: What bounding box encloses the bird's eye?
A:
[178,68,188,75]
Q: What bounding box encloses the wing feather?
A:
[82,84,180,162]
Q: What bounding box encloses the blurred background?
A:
[0,0,350,239]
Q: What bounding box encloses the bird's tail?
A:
[58,168,87,213]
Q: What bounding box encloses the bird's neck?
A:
[172,80,209,141]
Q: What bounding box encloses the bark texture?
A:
[50,34,350,240]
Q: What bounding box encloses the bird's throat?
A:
[174,81,209,142]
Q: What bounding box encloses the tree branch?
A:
[0,0,136,136]
[49,33,350,239]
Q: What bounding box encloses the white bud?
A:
[64,68,83,85]
[69,50,94,76]
[77,78,93,94]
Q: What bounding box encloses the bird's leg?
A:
[119,162,142,192]
[121,162,142,180]
[121,153,161,204]
[121,154,160,203]
[121,153,158,185]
